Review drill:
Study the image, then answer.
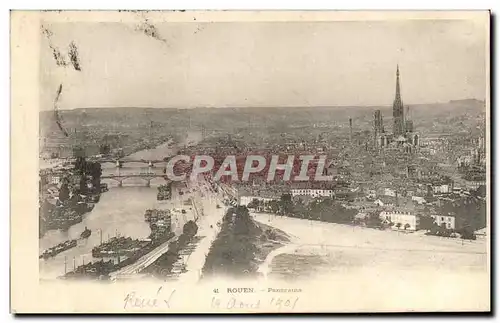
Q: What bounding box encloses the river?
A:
[39,135,201,280]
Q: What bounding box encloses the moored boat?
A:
[39,239,78,260]
[80,226,92,239]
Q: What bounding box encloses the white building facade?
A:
[380,210,419,231]
[50,175,61,185]
[432,183,453,194]
[411,196,426,204]
[239,195,275,207]
[290,188,334,198]
[465,180,486,191]
[431,214,456,230]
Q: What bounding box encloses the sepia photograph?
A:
[10,10,490,313]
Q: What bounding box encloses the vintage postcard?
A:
[11,10,490,313]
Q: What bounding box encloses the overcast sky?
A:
[40,19,487,111]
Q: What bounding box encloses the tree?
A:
[99,143,111,155]
[74,157,87,175]
[474,185,486,198]
[268,200,280,214]
[182,220,198,237]
[279,193,294,215]
[395,223,402,230]
[459,226,477,240]
[73,146,86,158]
[203,212,260,277]
[79,175,90,193]
[87,162,102,179]
[68,191,82,207]
[425,185,434,198]
[365,211,383,228]
[247,198,259,209]
[233,206,256,236]
[428,222,440,235]
[439,197,485,233]
[40,199,55,219]
[309,198,357,224]
[418,215,436,231]
[292,199,308,219]
[404,223,410,230]
[87,162,102,192]
[430,223,453,237]
[58,183,70,202]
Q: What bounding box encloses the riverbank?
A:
[251,213,487,281]
[39,158,105,238]
[140,221,199,279]
[253,222,291,265]
[39,192,100,238]
[63,231,176,280]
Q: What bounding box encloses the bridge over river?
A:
[99,156,172,187]
[101,173,169,187]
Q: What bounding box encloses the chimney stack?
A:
[349,118,353,144]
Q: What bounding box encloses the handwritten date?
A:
[211,296,299,311]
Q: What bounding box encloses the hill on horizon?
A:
[40,98,486,141]
[46,98,485,113]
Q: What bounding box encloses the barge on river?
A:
[80,226,92,239]
[39,239,78,260]
[92,236,150,258]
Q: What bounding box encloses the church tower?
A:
[392,65,405,136]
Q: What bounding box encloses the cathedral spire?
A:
[395,64,401,104]
[393,64,405,136]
